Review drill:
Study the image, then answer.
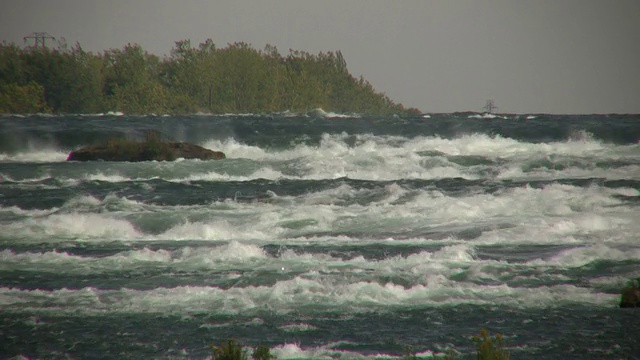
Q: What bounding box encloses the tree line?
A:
[0,40,420,115]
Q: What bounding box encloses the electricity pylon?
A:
[482,100,498,114]
[24,32,56,48]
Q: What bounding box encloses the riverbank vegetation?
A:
[0,40,419,115]
[211,329,510,359]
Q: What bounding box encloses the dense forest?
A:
[0,40,419,115]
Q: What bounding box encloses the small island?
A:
[67,133,225,162]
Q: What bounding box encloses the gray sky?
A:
[2,0,639,114]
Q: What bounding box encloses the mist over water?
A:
[1,113,639,359]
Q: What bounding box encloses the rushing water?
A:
[1,112,639,359]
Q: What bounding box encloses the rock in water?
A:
[620,287,640,308]
[67,141,225,162]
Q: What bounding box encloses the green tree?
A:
[159,39,205,112]
[0,42,27,85]
[209,42,271,113]
[281,49,327,111]
[0,39,417,115]
[0,81,50,113]
[103,44,170,113]
[57,43,105,113]
[19,46,68,111]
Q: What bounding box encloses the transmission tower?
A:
[482,99,498,114]
[24,32,56,48]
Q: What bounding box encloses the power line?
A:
[24,32,56,48]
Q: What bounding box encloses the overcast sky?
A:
[2,0,639,114]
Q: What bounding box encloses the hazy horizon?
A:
[2,0,639,114]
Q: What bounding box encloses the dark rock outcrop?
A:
[67,141,225,162]
[620,286,640,308]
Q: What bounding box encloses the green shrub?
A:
[211,339,248,360]
[252,345,275,360]
[211,340,275,360]
[211,329,510,360]
[0,81,51,113]
[403,345,418,360]
[472,329,510,360]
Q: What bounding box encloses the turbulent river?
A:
[1,112,639,359]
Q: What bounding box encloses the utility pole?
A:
[23,32,56,49]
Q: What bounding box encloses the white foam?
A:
[0,204,53,217]
[155,182,637,249]
[0,276,617,315]
[178,167,287,182]
[158,218,274,242]
[529,244,640,268]
[209,132,633,182]
[0,149,69,163]
[3,213,142,242]
[271,343,320,359]
[0,249,86,268]
[202,138,268,160]
[497,164,640,181]
[5,133,632,184]
[468,113,507,119]
[0,242,270,276]
[83,172,138,183]
[172,241,267,264]
[307,108,359,118]
[0,240,478,280]
[269,342,429,360]
[4,177,636,253]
